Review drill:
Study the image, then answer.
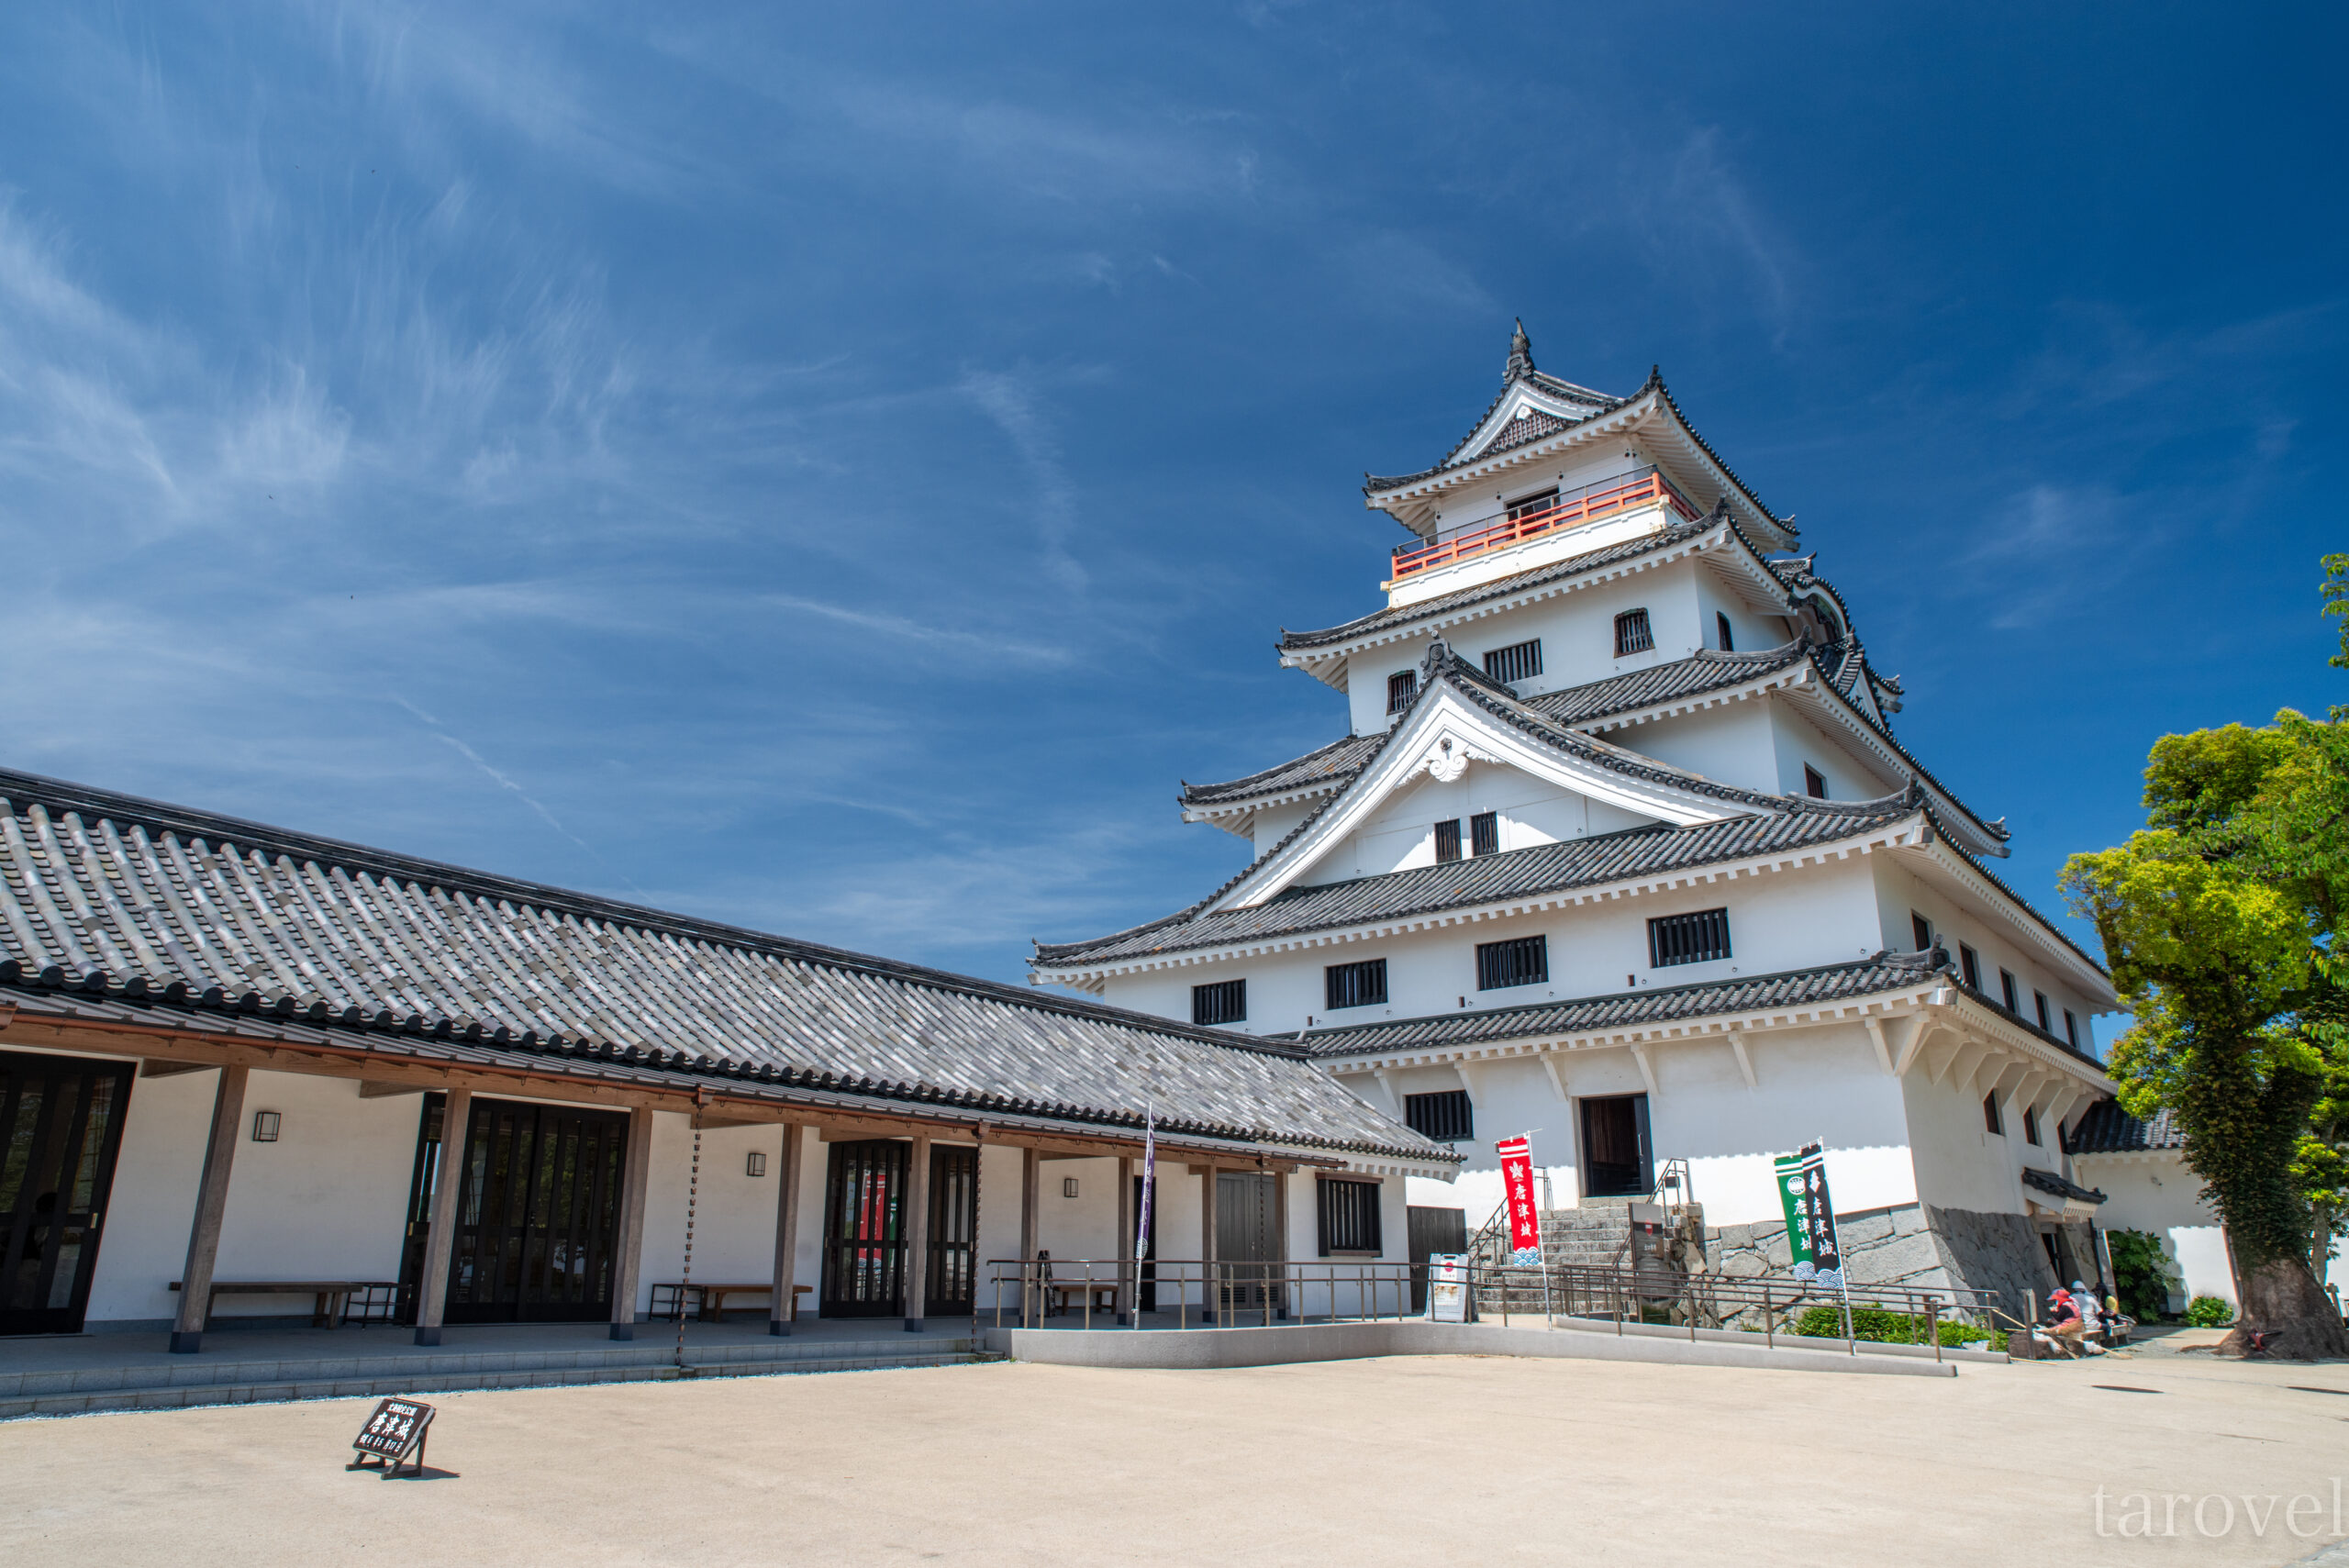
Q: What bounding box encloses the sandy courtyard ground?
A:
[4,1343,2346,1567]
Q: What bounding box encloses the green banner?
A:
[1773,1142,1843,1287]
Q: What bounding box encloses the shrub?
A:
[2105,1229,2175,1320]
[2186,1295,2236,1328]
[1790,1304,1994,1347]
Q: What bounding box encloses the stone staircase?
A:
[1471,1200,1711,1318]
[0,1333,985,1420]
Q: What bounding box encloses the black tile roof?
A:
[2065,1099,2186,1155]
[1181,734,1386,809]
[1279,513,1720,652]
[1361,357,1795,542]
[1042,795,1920,967]
[1183,643,1812,811]
[1297,952,1948,1059]
[0,767,1451,1166]
[2021,1166,2107,1205]
[1048,643,1926,970]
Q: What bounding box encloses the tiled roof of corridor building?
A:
[0,768,1452,1167]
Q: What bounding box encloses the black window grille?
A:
[1999,970,2020,1012]
[1386,670,1418,715]
[1317,1177,1384,1255]
[1614,608,1653,657]
[2023,1106,2042,1146]
[1505,488,1559,522]
[2033,992,2052,1031]
[1482,639,1542,685]
[1804,764,1827,800]
[1476,933,1548,990]
[1911,913,1933,952]
[1960,943,1981,989]
[1324,958,1387,1011]
[1648,908,1731,968]
[1192,979,1246,1027]
[1404,1089,1473,1143]
[1434,818,1462,863]
[1717,611,1734,651]
[1984,1093,2004,1136]
[1469,811,1498,857]
[2064,1009,2080,1051]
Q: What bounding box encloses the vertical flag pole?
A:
[1133,1102,1154,1332]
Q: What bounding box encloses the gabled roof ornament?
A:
[1505,319,1535,384]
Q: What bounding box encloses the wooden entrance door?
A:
[1580,1094,1652,1198]
[0,1051,133,1335]
[820,1140,980,1318]
[1216,1171,1280,1314]
[397,1095,630,1325]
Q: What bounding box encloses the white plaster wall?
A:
[2075,1151,2236,1309]
[1102,852,1893,1038]
[1341,1027,1917,1232]
[1619,702,1779,795]
[1767,705,1898,803]
[82,1053,212,1327]
[1296,762,1651,888]
[81,1062,423,1328]
[1869,854,2105,1044]
[1249,801,1314,858]
[1341,556,1722,735]
[1901,1060,2030,1216]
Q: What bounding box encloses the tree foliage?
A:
[2059,562,2349,1354]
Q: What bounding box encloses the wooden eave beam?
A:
[0,1011,1345,1169]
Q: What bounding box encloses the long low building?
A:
[0,767,1457,1349]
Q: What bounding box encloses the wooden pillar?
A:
[410,1087,473,1348]
[1273,1166,1290,1322]
[1116,1154,1134,1326]
[1019,1146,1041,1326]
[1199,1163,1219,1324]
[903,1134,931,1333]
[607,1106,655,1341]
[768,1122,805,1337]
[169,1066,250,1354]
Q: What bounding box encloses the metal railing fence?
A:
[981,1253,2007,1365]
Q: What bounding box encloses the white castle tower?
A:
[1036,324,2119,1309]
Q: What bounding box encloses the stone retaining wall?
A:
[1709,1202,2058,1322]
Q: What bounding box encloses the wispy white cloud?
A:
[960,369,1088,593]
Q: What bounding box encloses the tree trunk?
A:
[2221,1254,2349,1359]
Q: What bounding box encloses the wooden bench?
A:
[169,1280,396,1329]
[651,1282,813,1323]
[1044,1281,1119,1317]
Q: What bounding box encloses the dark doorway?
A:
[0,1051,133,1335]
[1406,1206,1468,1313]
[923,1146,977,1317]
[397,1095,629,1325]
[819,1140,978,1318]
[1133,1174,1159,1312]
[1580,1095,1652,1198]
[1216,1171,1281,1316]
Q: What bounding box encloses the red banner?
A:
[1495,1136,1541,1256]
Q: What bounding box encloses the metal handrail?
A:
[984,1256,1416,1332]
[975,1252,2003,1366]
[1389,465,1700,579]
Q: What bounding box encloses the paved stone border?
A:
[982,1318,1962,1377]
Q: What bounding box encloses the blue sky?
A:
[2,6,2341,1041]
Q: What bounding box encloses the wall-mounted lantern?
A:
[1063,1177,1079,1199]
[746,1151,768,1177]
[251,1110,281,1143]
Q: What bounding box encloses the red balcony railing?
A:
[1389,465,1700,581]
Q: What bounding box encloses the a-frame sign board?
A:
[349,1396,435,1478]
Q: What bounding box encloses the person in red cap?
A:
[2046,1287,2098,1356]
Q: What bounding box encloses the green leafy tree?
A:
[2060,566,2349,1359]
